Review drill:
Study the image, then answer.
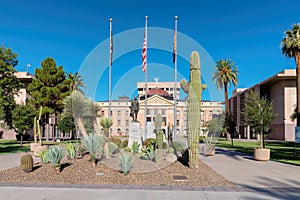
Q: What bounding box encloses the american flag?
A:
[142,29,147,72]
[173,28,177,63]
[110,18,113,66]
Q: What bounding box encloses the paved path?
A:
[0,145,300,199]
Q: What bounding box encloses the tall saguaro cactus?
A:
[180,51,204,168]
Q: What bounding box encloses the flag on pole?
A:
[142,24,147,72]
[173,26,177,63]
[109,18,113,66]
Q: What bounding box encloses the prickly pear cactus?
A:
[180,51,203,168]
[154,114,163,149]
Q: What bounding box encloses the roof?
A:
[146,88,171,96]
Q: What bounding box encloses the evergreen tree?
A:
[27,57,70,138]
[0,45,21,127]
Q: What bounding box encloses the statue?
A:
[130,96,139,122]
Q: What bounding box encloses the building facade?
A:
[229,69,296,141]
[97,82,223,138]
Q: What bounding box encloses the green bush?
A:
[162,142,168,149]
[167,147,174,154]
[65,142,76,159]
[39,149,49,163]
[108,142,119,155]
[109,137,122,148]
[124,146,132,152]
[81,134,106,158]
[141,145,155,161]
[47,145,65,168]
[122,140,128,148]
[143,138,156,148]
[172,141,187,154]
[131,141,140,153]
[119,152,132,175]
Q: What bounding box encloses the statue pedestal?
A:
[128,122,142,148]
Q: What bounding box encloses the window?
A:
[126,120,129,126]
[184,110,187,116]
[201,120,204,125]
[101,110,105,116]
[126,110,129,116]
[201,110,204,116]
[161,109,165,115]
[146,109,151,115]
[176,120,180,126]
[147,117,151,122]
[176,110,180,116]
[117,110,121,116]
[209,111,213,115]
[117,120,121,126]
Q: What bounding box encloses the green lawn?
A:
[0,140,30,154]
[216,140,300,166]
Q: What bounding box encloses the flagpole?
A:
[173,16,178,141]
[108,18,112,123]
[144,16,148,141]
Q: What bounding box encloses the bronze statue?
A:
[130,96,139,122]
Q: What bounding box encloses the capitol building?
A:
[96,82,223,138]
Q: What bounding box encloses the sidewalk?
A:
[0,147,300,199]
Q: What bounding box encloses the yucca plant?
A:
[81,134,106,166]
[39,149,49,164]
[47,145,65,174]
[131,141,140,153]
[119,152,132,175]
[65,142,76,159]
[141,144,155,161]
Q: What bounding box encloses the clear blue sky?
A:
[1,0,299,101]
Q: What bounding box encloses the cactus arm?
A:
[180,79,189,94]
[34,117,37,144]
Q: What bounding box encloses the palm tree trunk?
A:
[93,120,101,135]
[224,84,231,141]
[296,52,300,127]
[76,117,88,137]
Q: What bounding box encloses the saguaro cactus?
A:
[154,113,163,149]
[34,106,43,145]
[180,51,204,168]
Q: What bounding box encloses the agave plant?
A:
[47,145,65,174]
[119,152,132,175]
[81,134,106,166]
[65,142,76,159]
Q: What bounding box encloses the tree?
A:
[12,104,37,145]
[57,115,75,137]
[100,117,113,137]
[242,90,276,149]
[212,59,239,140]
[27,57,70,140]
[0,45,21,127]
[281,23,300,126]
[67,72,87,94]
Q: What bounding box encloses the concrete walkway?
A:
[0,147,300,199]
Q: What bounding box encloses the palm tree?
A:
[213,59,239,140]
[67,72,87,94]
[281,23,300,126]
[62,91,91,137]
[213,59,239,114]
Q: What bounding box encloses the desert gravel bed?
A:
[0,154,234,187]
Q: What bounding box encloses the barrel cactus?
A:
[20,153,33,173]
[180,51,205,168]
[154,113,163,149]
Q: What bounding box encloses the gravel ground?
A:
[0,153,234,187]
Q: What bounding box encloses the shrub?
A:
[109,137,122,148]
[143,138,156,148]
[131,141,140,153]
[39,149,49,163]
[108,142,119,155]
[119,152,132,175]
[65,142,76,159]
[124,146,132,152]
[172,141,187,154]
[122,140,128,148]
[141,145,155,161]
[47,145,65,168]
[167,147,174,154]
[81,134,106,165]
[20,153,33,172]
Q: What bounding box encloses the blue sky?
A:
[1,0,299,101]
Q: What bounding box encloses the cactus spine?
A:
[180,51,203,168]
[20,153,33,172]
[154,113,163,149]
